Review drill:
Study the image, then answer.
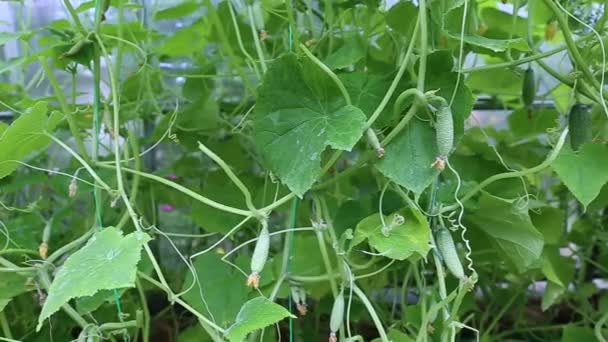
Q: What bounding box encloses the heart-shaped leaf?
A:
[552,143,608,209]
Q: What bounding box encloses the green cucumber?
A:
[436,227,465,280]
[522,67,535,108]
[569,104,592,152]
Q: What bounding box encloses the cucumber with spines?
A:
[436,227,465,280]
[569,104,592,152]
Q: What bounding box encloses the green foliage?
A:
[37,227,150,330]
[352,208,431,260]
[376,119,440,194]
[0,102,61,179]
[254,53,366,196]
[181,254,249,327]
[552,143,608,208]
[2,0,608,341]
[469,193,544,272]
[224,297,294,341]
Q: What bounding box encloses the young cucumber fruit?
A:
[522,67,536,108]
[568,104,592,152]
[329,289,345,337]
[247,224,269,288]
[435,105,454,157]
[435,227,465,280]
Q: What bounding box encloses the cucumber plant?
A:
[0,1,607,342]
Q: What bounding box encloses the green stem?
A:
[0,311,12,340]
[299,44,351,105]
[46,134,113,193]
[198,142,260,217]
[95,34,171,293]
[135,279,150,342]
[0,249,38,257]
[417,0,428,92]
[481,292,519,340]
[0,267,37,273]
[383,105,418,146]
[542,0,602,93]
[99,320,138,331]
[117,129,142,230]
[62,0,87,35]
[323,0,333,54]
[198,319,224,342]
[285,0,300,51]
[365,16,420,129]
[536,58,601,103]
[97,164,252,216]
[440,128,569,213]
[313,213,339,296]
[247,4,267,73]
[382,87,429,146]
[45,228,94,265]
[595,309,608,342]
[400,266,413,319]
[228,2,261,79]
[461,35,594,73]
[39,57,89,161]
[416,287,459,342]
[352,285,389,342]
[201,0,257,95]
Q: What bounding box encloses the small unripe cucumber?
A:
[435,227,465,280]
[568,104,592,152]
[435,105,454,157]
[522,67,535,107]
[250,225,269,274]
[329,289,345,333]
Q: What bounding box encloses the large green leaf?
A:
[376,119,440,194]
[552,143,608,209]
[224,297,294,341]
[37,227,151,330]
[181,253,249,328]
[0,102,62,179]
[352,207,431,260]
[254,53,366,196]
[469,193,544,273]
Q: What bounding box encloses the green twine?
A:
[287,197,298,342]
[92,0,126,331]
